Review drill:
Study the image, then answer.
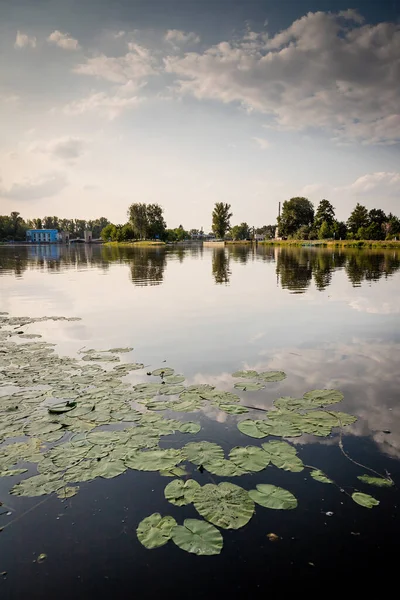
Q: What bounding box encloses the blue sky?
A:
[0,0,399,229]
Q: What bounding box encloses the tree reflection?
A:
[212,248,231,284]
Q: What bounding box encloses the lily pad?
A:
[151,368,174,377]
[178,422,201,434]
[124,449,183,471]
[171,519,223,556]
[249,484,297,510]
[310,469,333,484]
[261,441,304,472]
[183,442,224,465]
[164,375,185,385]
[257,371,287,382]
[202,459,247,477]
[193,482,254,529]
[357,475,393,487]
[228,446,270,472]
[352,492,380,508]
[216,403,249,415]
[237,419,269,439]
[137,513,177,549]
[232,370,259,379]
[164,479,201,506]
[303,389,344,407]
[57,486,79,499]
[234,382,265,392]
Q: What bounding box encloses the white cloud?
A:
[47,30,80,50]
[252,136,271,150]
[165,10,400,145]
[74,43,157,83]
[0,172,68,201]
[30,136,87,163]
[14,31,36,48]
[114,31,126,39]
[64,81,143,119]
[165,29,200,45]
[338,172,400,194]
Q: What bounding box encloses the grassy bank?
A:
[105,240,166,247]
[259,239,400,249]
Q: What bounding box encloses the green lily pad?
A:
[193,482,255,529]
[186,384,215,393]
[183,442,224,465]
[164,479,201,506]
[48,401,77,414]
[0,468,28,477]
[261,441,304,472]
[232,370,259,379]
[257,371,286,382]
[124,449,183,471]
[178,422,201,434]
[159,466,188,477]
[303,389,344,406]
[249,484,297,510]
[151,368,174,377]
[202,459,247,477]
[57,486,79,499]
[137,513,177,549]
[357,475,393,487]
[228,446,270,472]
[216,403,249,415]
[237,419,269,439]
[234,382,265,392]
[164,375,185,385]
[171,519,223,556]
[352,492,380,508]
[310,469,333,484]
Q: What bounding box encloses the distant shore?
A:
[258,239,400,249]
[104,240,166,247]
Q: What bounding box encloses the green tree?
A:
[315,199,335,230]
[212,202,232,239]
[128,203,148,239]
[256,225,275,239]
[100,224,116,242]
[332,220,347,240]
[146,204,166,239]
[318,220,333,239]
[278,197,314,238]
[347,203,369,236]
[230,222,251,240]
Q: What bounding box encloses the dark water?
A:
[0,243,400,596]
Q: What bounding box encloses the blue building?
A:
[26,229,59,243]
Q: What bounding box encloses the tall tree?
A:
[315,199,335,229]
[146,204,166,239]
[128,203,148,239]
[347,203,369,236]
[278,197,314,237]
[230,222,251,240]
[212,202,232,239]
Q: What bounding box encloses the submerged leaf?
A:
[249,484,297,510]
[193,482,254,529]
[352,492,380,508]
[357,475,393,488]
[137,513,177,549]
[171,519,223,556]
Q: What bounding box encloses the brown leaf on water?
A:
[267,532,280,542]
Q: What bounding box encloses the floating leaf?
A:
[48,401,77,414]
[310,470,333,484]
[258,371,286,382]
[357,475,393,487]
[232,370,259,379]
[164,479,200,506]
[164,375,185,385]
[137,513,177,549]
[178,422,201,434]
[0,468,28,477]
[303,389,344,406]
[151,368,174,377]
[124,449,183,472]
[228,446,270,472]
[171,519,223,556]
[249,484,297,510]
[183,442,224,465]
[216,403,249,415]
[57,486,79,499]
[234,382,265,391]
[159,466,188,477]
[261,441,304,472]
[186,384,215,393]
[193,482,254,529]
[237,419,269,439]
[202,459,247,477]
[352,492,380,508]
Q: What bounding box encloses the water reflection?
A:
[0,244,399,292]
[212,248,231,284]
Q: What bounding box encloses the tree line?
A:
[0,213,110,241]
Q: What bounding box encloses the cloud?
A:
[165,30,200,45]
[30,136,87,163]
[252,136,271,150]
[0,172,68,201]
[165,10,400,145]
[64,81,143,119]
[337,172,400,194]
[14,31,36,48]
[47,30,80,50]
[73,43,157,83]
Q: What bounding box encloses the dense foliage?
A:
[212,203,232,239]
[0,213,110,242]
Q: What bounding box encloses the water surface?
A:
[0,244,399,596]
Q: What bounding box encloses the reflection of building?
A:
[26,229,70,243]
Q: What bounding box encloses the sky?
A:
[0,0,399,230]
